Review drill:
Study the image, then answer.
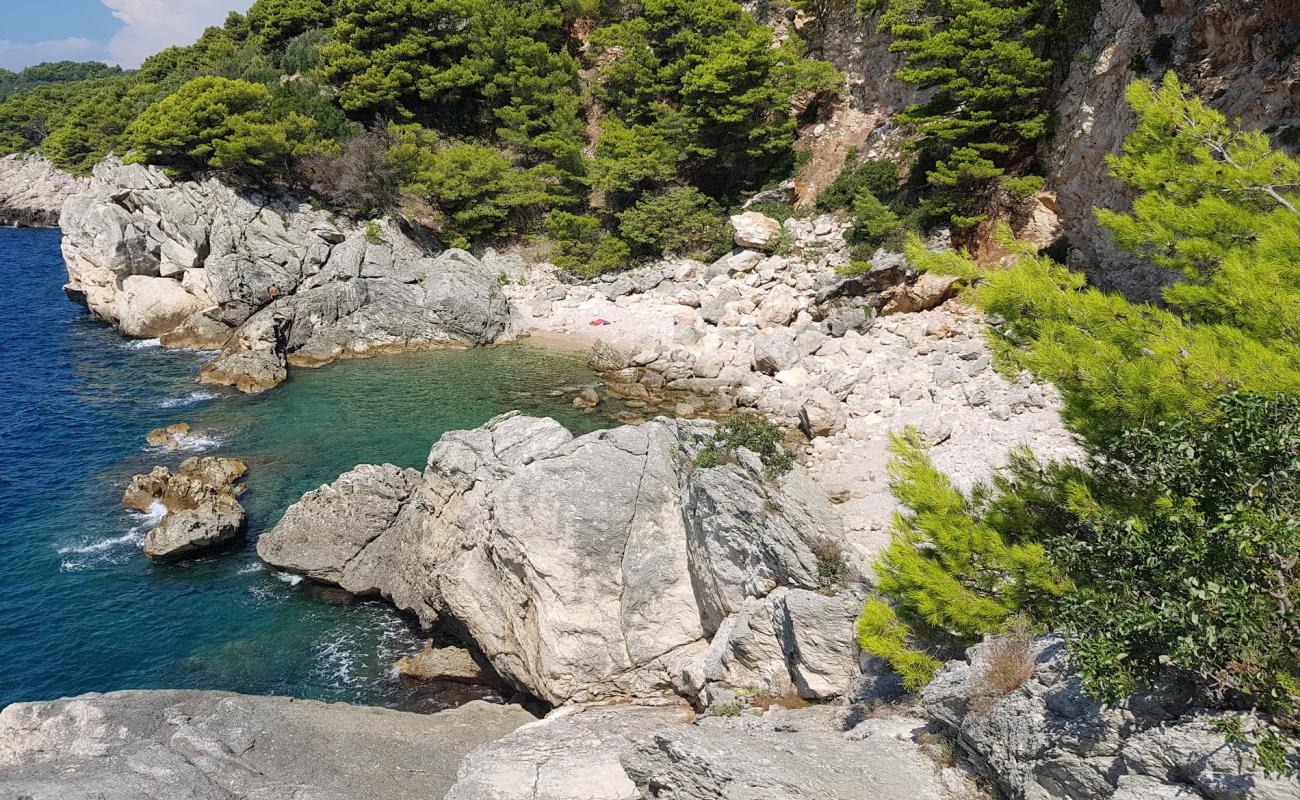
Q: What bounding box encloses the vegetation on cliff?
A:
[860,75,1300,751]
[0,0,839,260]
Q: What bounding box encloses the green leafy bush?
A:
[545,211,631,276]
[694,415,796,475]
[617,186,727,259]
[847,191,902,246]
[1040,393,1300,717]
[818,158,899,211]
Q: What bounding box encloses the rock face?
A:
[1040,0,1298,296]
[0,690,535,800]
[921,636,1300,800]
[59,157,513,391]
[623,706,967,800]
[259,412,866,706]
[446,704,689,800]
[0,154,89,227]
[123,456,249,558]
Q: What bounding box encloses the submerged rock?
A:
[258,413,865,706]
[123,456,249,559]
[0,690,535,800]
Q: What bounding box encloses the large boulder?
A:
[921,636,1300,800]
[730,212,783,250]
[59,158,514,391]
[622,706,962,800]
[0,690,534,800]
[258,413,863,706]
[445,705,689,800]
[116,275,209,338]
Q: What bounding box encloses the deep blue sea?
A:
[0,226,613,710]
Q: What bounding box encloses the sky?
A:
[1,0,249,71]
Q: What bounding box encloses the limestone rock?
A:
[921,635,1300,800]
[776,588,864,700]
[0,154,88,227]
[623,707,955,800]
[752,331,801,375]
[730,212,783,250]
[445,705,688,800]
[259,414,851,705]
[116,276,209,339]
[0,690,535,800]
[395,642,494,685]
[880,273,961,316]
[123,457,249,559]
[59,158,512,391]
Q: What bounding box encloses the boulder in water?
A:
[123,457,249,559]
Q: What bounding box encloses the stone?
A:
[880,273,961,315]
[573,387,601,408]
[776,589,864,700]
[60,158,512,390]
[116,276,209,339]
[0,690,535,800]
[823,306,870,337]
[124,457,249,559]
[752,331,801,375]
[445,705,688,800]
[757,284,800,327]
[623,707,955,800]
[395,642,494,685]
[730,212,783,250]
[0,154,88,227]
[921,636,1300,800]
[145,423,196,450]
[258,414,849,705]
[700,286,741,325]
[589,339,632,372]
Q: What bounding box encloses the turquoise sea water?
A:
[0,227,614,710]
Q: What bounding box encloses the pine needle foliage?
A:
[908,74,1300,444]
[857,430,1067,689]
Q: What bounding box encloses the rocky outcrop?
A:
[1042,0,1297,296]
[0,154,88,227]
[0,690,535,800]
[258,412,867,706]
[624,705,972,800]
[446,704,690,800]
[921,636,1300,800]
[59,157,513,391]
[123,456,249,558]
[395,642,497,685]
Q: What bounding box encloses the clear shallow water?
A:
[0,227,614,710]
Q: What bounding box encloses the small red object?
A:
[590,318,609,326]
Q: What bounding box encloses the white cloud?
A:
[0,37,103,72]
[102,0,249,68]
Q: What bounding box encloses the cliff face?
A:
[801,0,1299,291]
[1045,0,1299,295]
[0,154,89,227]
[57,157,514,392]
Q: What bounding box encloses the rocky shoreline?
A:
[0,155,1293,798]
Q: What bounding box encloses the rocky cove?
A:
[0,146,1294,800]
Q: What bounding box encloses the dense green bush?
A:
[817,158,899,211]
[694,415,796,475]
[545,211,632,276]
[1043,393,1299,717]
[617,186,728,259]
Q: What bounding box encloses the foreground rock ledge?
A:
[0,690,534,800]
[258,412,867,707]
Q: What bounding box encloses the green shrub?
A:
[818,158,899,210]
[847,191,902,245]
[694,415,796,475]
[618,186,727,259]
[1040,393,1300,717]
[709,700,744,717]
[545,211,631,276]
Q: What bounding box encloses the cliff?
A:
[0,154,89,227]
